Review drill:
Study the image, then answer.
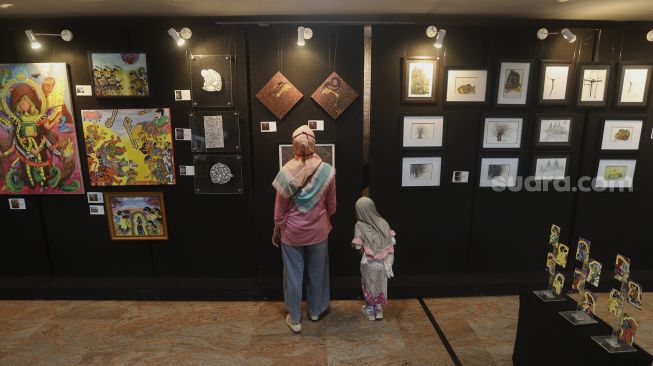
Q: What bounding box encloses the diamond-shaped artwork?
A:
[311,72,358,119]
[255,72,303,120]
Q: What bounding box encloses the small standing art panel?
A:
[616,64,652,108]
[482,117,523,149]
[193,154,243,195]
[582,290,597,315]
[496,61,532,105]
[619,315,638,346]
[614,254,631,281]
[572,268,587,292]
[576,64,611,107]
[189,54,233,107]
[600,120,643,151]
[311,72,358,119]
[89,52,149,97]
[608,289,623,316]
[445,68,488,104]
[278,143,335,169]
[586,259,602,287]
[402,116,444,148]
[402,57,438,104]
[256,72,303,120]
[627,280,642,310]
[535,115,573,147]
[401,156,442,187]
[81,108,175,186]
[538,61,573,105]
[189,111,240,153]
[0,63,84,194]
[552,272,565,296]
[104,192,168,240]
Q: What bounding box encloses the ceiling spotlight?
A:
[426,26,447,49]
[168,27,192,46]
[297,26,313,47]
[646,30,653,42]
[25,30,41,49]
[25,29,73,50]
[0,4,14,9]
[537,27,576,43]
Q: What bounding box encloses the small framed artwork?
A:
[496,60,533,105]
[278,143,335,169]
[189,111,240,153]
[600,120,643,151]
[479,158,519,187]
[402,57,438,104]
[576,64,612,107]
[444,68,488,104]
[401,156,442,187]
[616,64,652,108]
[535,115,573,147]
[595,159,637,189]
[89,52,150,97]
[401,116,444,149]
[532,155,569,181]
[104,192,168,240]
[189,54,234,107]
[193,155,243,195]
[482,117,523,149]
[538,61,574,105]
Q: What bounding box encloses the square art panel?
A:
[189,54,233,107]
[0,63,84,194]
[89,52,149,97]
[256,72,303,120]
[105,192,168,240]
[193,154,243,194]
[81,108,175,186]
[311,72,358,119]
[189,111,240,153]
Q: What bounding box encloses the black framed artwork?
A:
[534,115,574,148]
[189,111,240,153]
[444,67,489,105]
[400,115,445,150]
[615,63,652,108]
[193,154,243,194]
[495,60,534,106]
[89,52,150,97]
[538,61,574,105]
[402,56,439,104]
[576,63,612,108]
[189,54,234,107]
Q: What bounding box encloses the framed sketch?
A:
[576,64,612,107]
[193,155,243,194]
[538,61,573,105]
[89,52,149,97]
[402,57,438,103]
[189,54,233,107]
[532,155,569,181]
[401,156,442,187]
[278,143,335,169]
[482,117,523,149]
[535,115,573,147]
[600,120,643,151]
[402,116,444,148]
[444,68,488,104]
[616,64,652,108]
[479,158,519,187]
[596,159,636,189]
[104,192,168,240]
[189,111,240,152]
[496,61,532,105]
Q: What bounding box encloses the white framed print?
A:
[576,64,611,107]
[538,61,573,105]
[533,155,568,181]
[401,157,442,187]
[600,120,643,150]
[496,61,532,105]
[402,116,444,148]
[596,159,636,189]
[482,117,523,149]
[479,158,519,188]
[616,64,652,108]
[535,115,573,147]
[445,68,488,104]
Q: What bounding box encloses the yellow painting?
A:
[552,272,565,296]
[556,243,569,268]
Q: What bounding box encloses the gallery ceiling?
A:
[1,0,653,21]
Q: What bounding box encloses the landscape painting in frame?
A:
[0,63,84,195]
[577,64,611,107]
[90,52,149,97]
[536,116,572,146]
[616,64,652,108]
[445,68,488,103]
[479,157,518,187]
[401,156,442,187]
[600,120,642,150]
[402,57,438,103]
[596,159,636,189]
[533,156,568,181]
[402,115,444,148]
[482,117,522,149]
[278,143,335,169]
[81,108,175,186]
[105,192,168,240]
[496,61,531,105]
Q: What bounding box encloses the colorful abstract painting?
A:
[105,192,167,240]
[311,72,358,119]
[0,63,84,195]
[90,52,149,97]
[81,108,175,186]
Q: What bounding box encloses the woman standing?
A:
[272,125,336,334]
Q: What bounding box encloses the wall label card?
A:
[452,171,469,183]
[308,120,324,131]
[87,192,104,204]
[174,128,192,141]
[178,165,195,176]
[260,121,277,133]
[8,198,26,210]
[89,205,105,215]
[174,89,191,101]
[75,85,92,96]
[203,115,225,149]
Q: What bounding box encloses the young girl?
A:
[352,197,396,321]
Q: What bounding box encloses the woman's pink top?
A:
[274,178,337,246]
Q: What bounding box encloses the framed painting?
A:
[401,156,442,187]
[278,143,335,169]
[312,72,358,119]
[479,157,519,188]
[193,154,243,195]
[445,68,488,104]
[496,60,533,106]
[616,64,652,108]
[89,52,149,97]
[401,115,444,149]
[532,155,569,181]
[104,192,168,240]
[402,57,438,104]
[189,111,240,152]
[576,63,612,108]
[81,108,176,186]
[256,72,303,120]
[482,117,523,149]
[535,115,573,147]
[0,63,84,195]
[595,159,637,189]
[189,54,234,107]
[538,61,574,105]
[600,119,643,151]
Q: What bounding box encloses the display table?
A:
[513,290,653,366]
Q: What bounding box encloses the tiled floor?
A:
[0,294,649,365]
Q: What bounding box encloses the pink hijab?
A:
[273,126,323,198]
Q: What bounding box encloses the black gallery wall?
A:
[0,16,652,297]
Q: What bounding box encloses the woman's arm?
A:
[325,177,337,217]
[274,192,290,229]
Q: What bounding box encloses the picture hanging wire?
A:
[327,27,339,72]
[277,27,283,72]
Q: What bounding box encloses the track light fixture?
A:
[168,27,192,47]
[297,26,313,47]
[25,29,73,49]
[646,29,653,42]
[426,26,447,49]
[536,27,576,43]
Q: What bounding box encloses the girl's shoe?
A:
[361,305,376,321]
[374,304,384,320]
[285,314,301,334]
